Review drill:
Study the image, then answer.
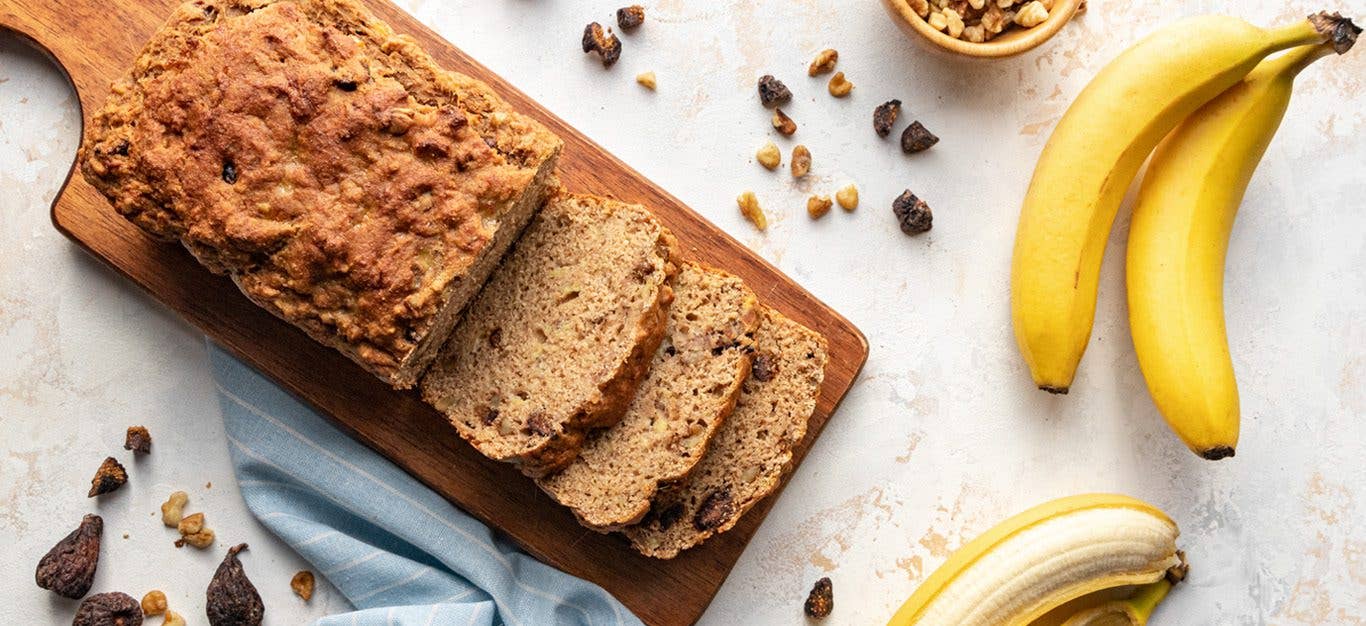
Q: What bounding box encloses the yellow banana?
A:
[1032,560,1187,626]
[888,494,1183,626]
[1126,39,1353,460]
[1010,12,1357,393]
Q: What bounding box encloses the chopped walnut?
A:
[737,192,768,231]
[581,22,621,67]
[827,72,853,97]
[908,0,930,17]
[790,145,812,178]
[943,8,965,37]
[616,5,645,30]
[1015,1,1049,27]
[808,49,838,76]
[772,108,797,136]
[756,141,782,170]
[291,570,316,601]
[635,71,657,90]
[836,184,859,211]
[922,0,1055,41]
[142,590,168,616]
[807,195,833,219]
[175,512,215,549]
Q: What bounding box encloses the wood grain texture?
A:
[0,2,868,624]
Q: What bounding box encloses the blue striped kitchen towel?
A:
[208,342,642,626]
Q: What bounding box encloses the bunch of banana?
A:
[888,494,1186,626]
[1010,11,1359,458]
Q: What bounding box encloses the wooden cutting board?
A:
[0,1,868,623]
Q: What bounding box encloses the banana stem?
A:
[1266,12,1360,56]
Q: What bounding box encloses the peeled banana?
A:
[1125,38,1354,460]
[1010,12,1357,393]
[888,494,1184,626]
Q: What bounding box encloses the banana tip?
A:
[1039,385,1069,395]
[1199,446,1236,461]
[1309,12,1361,54]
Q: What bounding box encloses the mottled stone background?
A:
[2,0,1363,623]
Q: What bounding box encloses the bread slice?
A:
[538,263,760,530]
[622,307,827,557]
[421,194,677,477]
[80,0,562,388]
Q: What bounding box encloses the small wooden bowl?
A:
[882,0,1084,58]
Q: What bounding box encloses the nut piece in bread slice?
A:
[623,307,828,558]
[421,194,677,477]
[538,263,760,530]
[79,0,562,388]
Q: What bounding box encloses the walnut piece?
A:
[141,590,168,616]
[808,49,838,76]
[161,491,188,528]
[772,108,797,136]
[827,72,853,97]
[737,192,768,231]
[807,195,833,219]
[291,570,316,601]
[836,184,859,211]
[756,141,782,170]
[790,145,812,178]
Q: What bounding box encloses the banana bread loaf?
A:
[624,307,828,558]
[538,262,759,530]
[80,0,562,388]
[421,194,677,477]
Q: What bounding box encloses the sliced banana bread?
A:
[80,0,562,388]
[538,263,760,530]
[421,194,677,477]
[623,307,828,558]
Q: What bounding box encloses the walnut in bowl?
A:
[884,0,1085,58]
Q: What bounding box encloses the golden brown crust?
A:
[80,0,561,386]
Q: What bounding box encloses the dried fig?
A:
[73,591,142,626]
[206,544,264,626]
[35,514,102,599]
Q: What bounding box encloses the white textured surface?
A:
[2,1,1364,623]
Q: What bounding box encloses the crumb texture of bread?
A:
[623,307,828,558]
[80,0,561,387]
[538,263,760,530]
[421,194,677,477]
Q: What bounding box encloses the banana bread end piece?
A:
[79,0,562,388]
